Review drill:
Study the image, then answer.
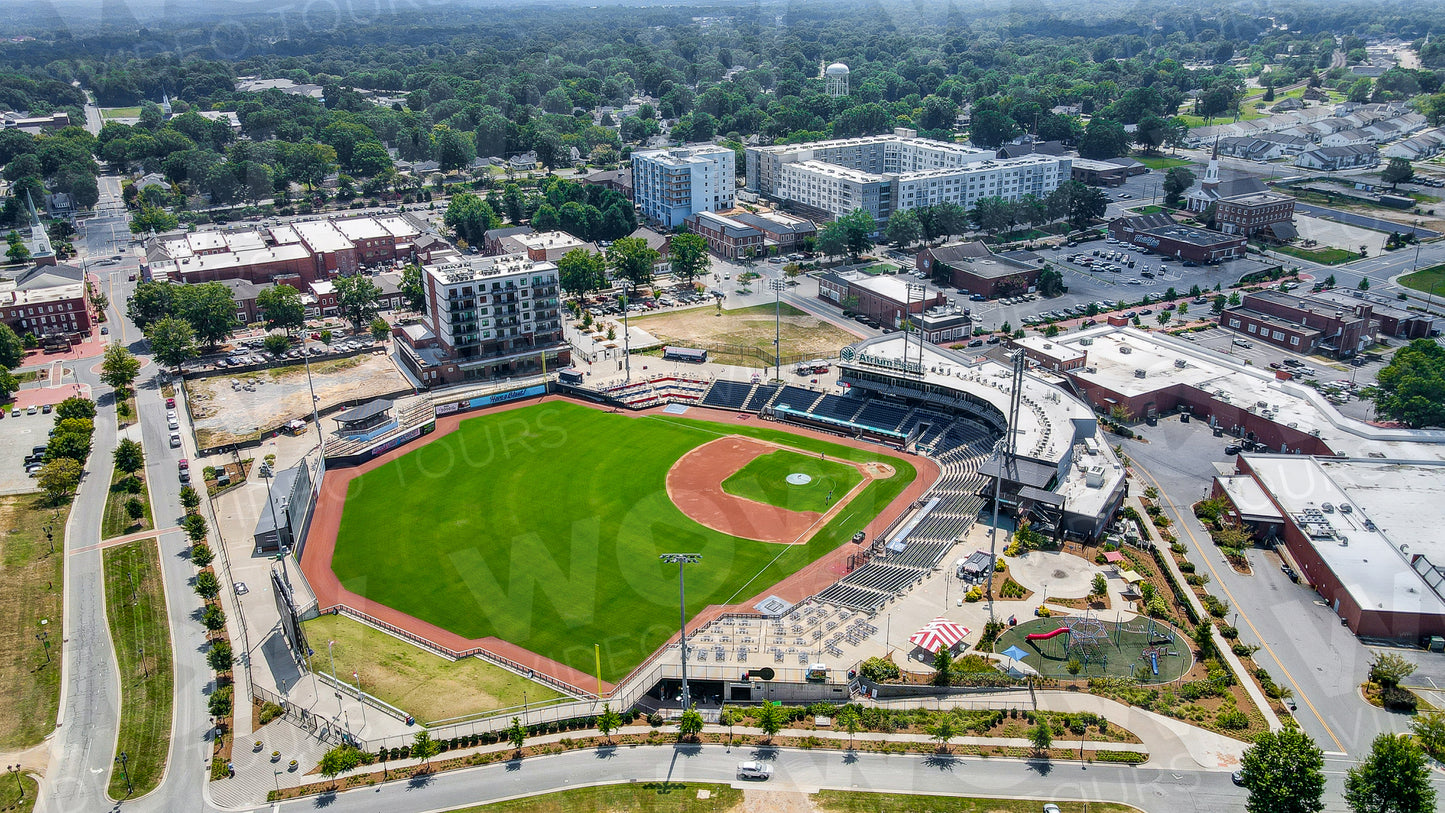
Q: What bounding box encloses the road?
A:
[266,744,1362,813]
[1118,415,1410,758]
[38,172,217,813]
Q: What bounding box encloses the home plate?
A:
[786,473,813,485]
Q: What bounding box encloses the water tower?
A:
[825,62,850,98]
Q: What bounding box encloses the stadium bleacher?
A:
[855,401,912,433]
[702,380,752,410]
[809,393,863,423]
[770,385,822,413]
[742,384,780,412]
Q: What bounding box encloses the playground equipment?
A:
[1025,627,1067,641]
[1025,611,1111,666]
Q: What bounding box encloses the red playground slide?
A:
[1026,627,1068,641]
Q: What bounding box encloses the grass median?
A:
[439,783,741,813]
[812,791,1143,813]
[103,538,173,800]
[0,495,67,750]
[101,466,154,540]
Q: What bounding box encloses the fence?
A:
[641,337,811,368]
[252,682,345,747]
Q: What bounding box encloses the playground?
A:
[995,614,1191,683]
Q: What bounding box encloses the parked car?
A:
[737,761,773,780]
[169,432,182,448]
[166,397,176,409]
[41,404,51,414]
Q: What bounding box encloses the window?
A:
[1272,331,1285,340]
[1289,336,1300,346]
[1247,324,1257,333]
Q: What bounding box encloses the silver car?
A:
[737,761,773,780]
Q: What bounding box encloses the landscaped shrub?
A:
[1216,708,1250,729]
[859,656,900,683]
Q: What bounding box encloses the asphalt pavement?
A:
[1292,202,1441,239]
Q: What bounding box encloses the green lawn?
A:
[101,467,154,540]
[1398,264,1445,296]
[858,262,898,275]
[1268,244,1362,265]
[101,107,142,119]
[441,783,742,813]
[102,538,173,800]
[812,791,1142,813]
[1136,156,1194,170]
[721,449,863,513]
[332,403,914,681]
[0,495,66,750]
[301,614,563,724]
[0,770,38,813]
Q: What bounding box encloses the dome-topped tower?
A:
[825,62,850,97]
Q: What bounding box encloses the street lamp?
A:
[327,640,341,713]
[352,671,366,728]
[659,553,702,709]
[6,765,21,798]
[769,279,786,378]
[115,751,132,795]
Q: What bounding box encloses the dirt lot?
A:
[632,303,857,367]
[185,354,408,448]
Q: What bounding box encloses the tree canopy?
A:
[1369,339,1445,428]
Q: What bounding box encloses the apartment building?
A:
[749,130,1068,223]
[632,145,736,229]
[395,254,568,386]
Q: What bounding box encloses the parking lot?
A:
[0,407,54,496]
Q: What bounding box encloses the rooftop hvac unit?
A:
[1134,368,1146,378]
[1174,359,1187,368]
[1080,337,1094,346]
[1119,345,1133,354]
[1339,504,1353,514]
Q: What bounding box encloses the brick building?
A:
[1220,290,1378,358]
[685,211,764,259]
[818,271,946,327]
[916,241,1039,298]
[1107,213,1246,263]
[1214,192,1296,240]
[0,263,93,340]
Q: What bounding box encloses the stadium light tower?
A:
[769,278,786,377]
[659,553,701,709]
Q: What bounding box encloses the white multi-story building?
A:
[748,129,1069,223]
[632,145,735,229]
[395,254,568,386]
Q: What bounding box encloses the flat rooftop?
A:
[1016,335,1086,365]
[841,334,1096,465]
[292,221,352,254]
[1058,326,1445,461]
[1244,454,1445,617]
[787,160,882,184]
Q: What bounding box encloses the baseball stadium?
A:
[295,333,1126,708]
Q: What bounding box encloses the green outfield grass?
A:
[332,402,914,681]
[1136,156,1194,170]
[721,449,864,513]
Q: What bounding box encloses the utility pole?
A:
[114,752,131,795]
[659,553,701,709]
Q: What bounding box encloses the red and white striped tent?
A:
[908,617,970,654]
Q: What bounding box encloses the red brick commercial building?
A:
[1214,192,1296,239]
[0,263,94,340]
[916,241,1039,298]
[818,270,947,328]
[1218,455,1445,642]
[686,211,764,259]
[1107,213,1247,263]
[1220,290,1377,358]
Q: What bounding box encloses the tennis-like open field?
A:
[328,402,915,682]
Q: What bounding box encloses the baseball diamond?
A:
[303,398,926,685]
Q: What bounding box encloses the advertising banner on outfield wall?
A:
[435,384,547,417]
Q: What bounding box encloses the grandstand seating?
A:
[702,380,752,410]
[855,401,912,433]
[770,385,823,413]
[742,384,779,412]
[810,393,864,423]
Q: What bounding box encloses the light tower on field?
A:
[825,62,850,98]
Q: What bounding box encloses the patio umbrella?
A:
[1001,645,1029,661]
